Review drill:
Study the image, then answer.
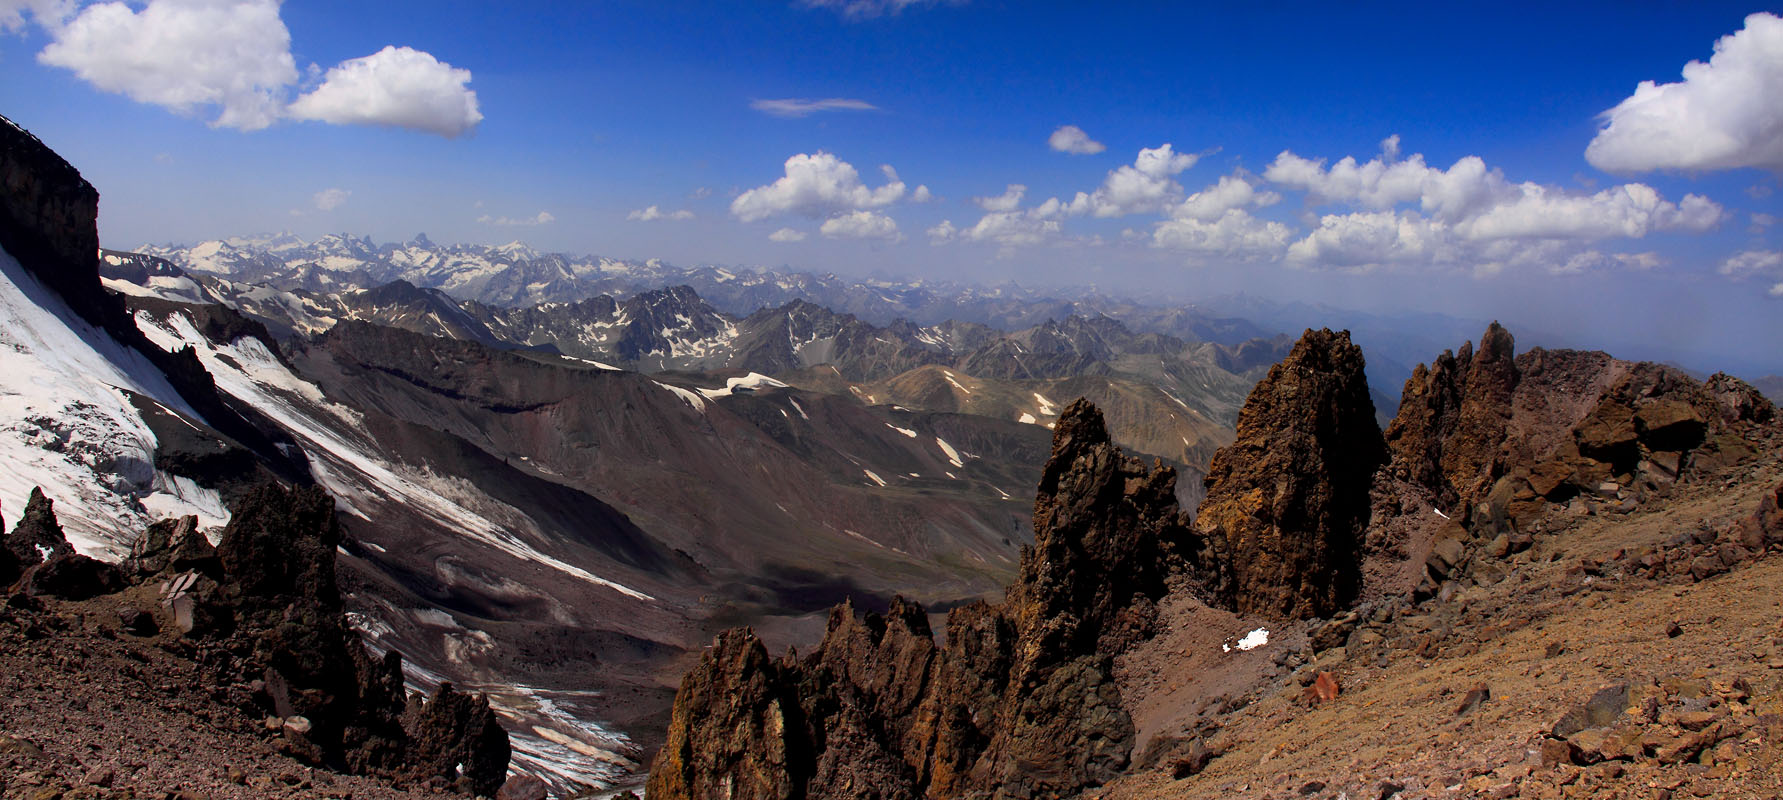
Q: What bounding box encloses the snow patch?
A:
[654,381,707,412]
[1033,392,1057,415]
[1018,412,1038,425]
[862,469,887,487]
[696,372,789,400]
[1223,628,1270,653]
[935,437,964,468]
[886,424,918,438]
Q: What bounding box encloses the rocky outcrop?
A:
[1191,329,1386,620]
[1384,322,1518,509]
[648,400,1195,800]
[5,488,74,568]
[119,483,511,794]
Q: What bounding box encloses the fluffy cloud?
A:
[768,227,808,242]
[1266,141,1726,271]
[312,187,350,211]
[1151,209,1292,258]
[1454,184,1722,241]
[911,184,933,203]
[1284,211,1453,270]
[1264,151,1513,219]
[627,205,694,221]
[955,211,1062,247]
[820,210,901,240]
[288,46,481,138]
[731,152,907,222]
[1048,124,1105,155]
[478,211,554,226]
[37,0,298,130]
[749,97,877,118]
[925,220,957,244]
[1170,175,1280,222]
[974,184,1026,212]
[799,0,959,20]
[1062,143,1199,218]
[1719,249,1783,298]
[1553,250,1664,275]
[1586,12,1783,172]
[0,0,70,31]
[31,1,480,136]
[1719,249,1783,278]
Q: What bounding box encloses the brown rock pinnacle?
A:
[1192,328,1386,620]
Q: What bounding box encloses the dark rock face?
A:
[648,400,1193,800]
[1384,322,1518,509]
[1192,329,1386,620]
[5,488,75,569]
[0,114,104,326]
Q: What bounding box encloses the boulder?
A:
[1552,683,1629,737]
[20,554,124,600]
[128,515,218,579]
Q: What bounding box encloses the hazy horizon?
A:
[2,1,1779,374]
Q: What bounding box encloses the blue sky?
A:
[2,1,1781,373]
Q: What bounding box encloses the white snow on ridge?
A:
[696,372,788,400]
[1018,412,1038,425]
[1033,392,1058,415]
[134,310,653,601]
[886,424,918,438]
[862,469,887,487]
[942,371,971,395]
[0,247,229,555]
[655,381,707,411]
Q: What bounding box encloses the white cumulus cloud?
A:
[731,152,907,222]
[288,45,482,138]
[37,0,298,131]
[478,211,554,227]
[1454,184,1723,241]
[750,97,878,118]
[768,227,808,242]
[0,0,70,31]
[1048,124,1105,155]
[312,187,350,211]
[1151,209,1292,259]
[627,205,694,221]
[1586,12,1783,173]
[1719,249,1783,278]
[820,210,901,240]
[1171,175,1280,222]
[974,184,1026,212]
[1284,211,1454,271]
[1062,143,1199,218]
[31,1,480,137]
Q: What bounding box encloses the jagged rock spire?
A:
[1191,328,1386,620]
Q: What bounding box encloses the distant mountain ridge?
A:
[131,233,1274,346]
